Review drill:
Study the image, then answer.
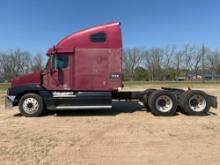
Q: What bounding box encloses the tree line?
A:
[0,49,45,82]
[123,44,220,81]
[1,45,220,82]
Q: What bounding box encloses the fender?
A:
[8,84,46,96]
[6,84,47,108]
[6,84,112,110]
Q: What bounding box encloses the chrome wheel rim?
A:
[23,98,39,114]
[155,95,173,112]
[189,95,206,112]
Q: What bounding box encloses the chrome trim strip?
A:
[52,92,76,98]
[52,95,77,98]
[55,105,112,109]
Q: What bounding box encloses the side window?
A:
[53,54,69,70]
[90,32,106,42]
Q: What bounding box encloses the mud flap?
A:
[5,96,15,109]
[209,95,218,108]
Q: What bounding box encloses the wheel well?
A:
[15,91,42,106]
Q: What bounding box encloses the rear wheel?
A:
[179,90,210,115]
[148,90,177,116]
[18,93,44,117]
[140,89,156,112]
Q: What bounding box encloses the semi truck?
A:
[5,22,217,117]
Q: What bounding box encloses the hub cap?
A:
[155,95,173,112]
[23,98,39,114]
[189,95,206,112]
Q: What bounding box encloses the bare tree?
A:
[145,48,163,81]
[32,53,45,71]
[207,50,219,80]
[173,51,184,77]
[192,47,202,79]
[162,45,176,80]
[123,48,143,80]
[0,49,32,81]
[13,49,32,74]
[182,44,196,79]
[1,46,220,83]
[0,52,12,81]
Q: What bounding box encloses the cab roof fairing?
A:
[46,21,121,55]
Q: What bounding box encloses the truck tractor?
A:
[5,22,217,117]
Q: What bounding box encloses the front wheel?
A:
[148,90,177,116]
[18,93,44,117]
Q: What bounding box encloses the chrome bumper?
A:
[5,96,16,109]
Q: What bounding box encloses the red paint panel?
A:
[47,22,122,54]
[73,48,122,91]
[108,49,123,89]
[12,72,41,87]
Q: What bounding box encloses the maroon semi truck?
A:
[5,22,217,117]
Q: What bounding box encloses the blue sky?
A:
[0,0,220,54]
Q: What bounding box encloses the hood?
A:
[12,72,41,87]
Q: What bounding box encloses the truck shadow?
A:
[45,101,145,117]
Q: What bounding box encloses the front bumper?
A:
[5,96,16,109]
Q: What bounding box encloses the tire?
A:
[148,90,177,116]
[18,93,44,117]
[140,89,156,112]
[179,90,210,116]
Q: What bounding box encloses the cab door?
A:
[43,54,71,90]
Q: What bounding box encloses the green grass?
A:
[0,83,11,105]
[0,83,10,92]
[0,83,10,105]
[124,80,220,85]
[124,80,220,87]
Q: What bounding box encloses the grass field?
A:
[0,83,10,92]
[124,80,220,87]
[0,83,10,104]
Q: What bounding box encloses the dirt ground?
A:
[0,85,220,165]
